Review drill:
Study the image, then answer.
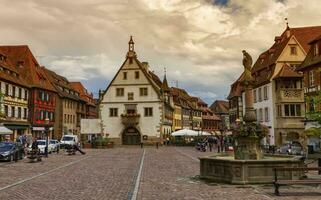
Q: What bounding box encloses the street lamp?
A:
[44,117,50,158]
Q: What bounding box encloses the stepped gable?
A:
[0,45,56,92]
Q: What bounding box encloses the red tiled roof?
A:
[274,63,303,79]
[70,81,96,106]
[252,26,321,73]
[0,45,56,92]
[210,100,229,114]
[227,72,245,99]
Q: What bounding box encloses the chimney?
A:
[99,89,104,100]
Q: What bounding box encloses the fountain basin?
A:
[199,154,304,184]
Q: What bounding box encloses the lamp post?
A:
[44,117,50,158]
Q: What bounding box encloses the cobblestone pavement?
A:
[0,146,320,200]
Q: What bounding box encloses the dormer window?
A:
[261,59,264,64]
[290,45,297,55]
[0,54,6,61]
[17,61,24,67]
[314,43,319,56]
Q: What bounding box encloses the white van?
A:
[60,135,78,147]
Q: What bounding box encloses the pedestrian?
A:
[166,137,170,146]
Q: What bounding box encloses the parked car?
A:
[37,140,53,154]
[49,139,60,152]
[277,142,304,155]
[0,142,24,161]
[60,135,78,148]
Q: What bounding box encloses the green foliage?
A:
[92,136,109,148]
[232,122,268,139]
[306,93,321,125]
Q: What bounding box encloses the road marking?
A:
[129,149,145,200]
[174,148,199,162]
[0,155,92,192]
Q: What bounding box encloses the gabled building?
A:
[297,34,321,150]
[70,82,98,119]
[0,46,57,139]
[99,37,170,145]
[197,98,221,134]
[210,100,230,129]
[43,68,86,139]
[251,25,321,146]
[0,50,30,140]
[160,74,174,139]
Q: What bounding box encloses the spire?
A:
[129,35,134,51]
[162,67,170,92]
[285,18,290,30]
[127,35,136,59]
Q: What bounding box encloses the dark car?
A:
[0,142,24,161]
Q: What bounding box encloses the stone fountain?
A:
[199,51,304,184]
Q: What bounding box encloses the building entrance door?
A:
[122,127,141,145]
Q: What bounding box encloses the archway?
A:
[122,127,141,145]
[286,132,300,142]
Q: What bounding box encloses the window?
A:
[18,107,21,118]
[139,88,148,96]
[123,72,127,80]
[290,46,297,55]
[284,104,301,117]
[23,108,27,119]
[264,107,269,122]
[18,88,22,99]
[258,88,262,102]
[277,105,282,117]
[259,108,263,122]
[253,89,257,103]
[144,107,153,117]
[4,105,8,117]
[109,108,118,117]
[309,70,315,86]
[64,114,67,123]
[24,90,28,100]
[11,106,15,117]
[314,43,319,56]
[263,86,268,100]
[5,84,8,95]
[135,71,139,79]
[12,86,15,98]
[309,99,315,112]
[128,92,134,100]
[116,88,124,96]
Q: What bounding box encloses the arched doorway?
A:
[286,132,300,143]
[122,127,141,145]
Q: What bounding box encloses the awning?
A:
[4,124,30,130]
[171,129,210,136]
[0,126,13,135]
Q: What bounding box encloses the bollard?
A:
[140,142,143,149]
[318,158,321,175]
[14,151,18,162]
[156,142,159,149]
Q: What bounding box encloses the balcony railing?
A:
[277,88,304,103]
[121,113,140,127]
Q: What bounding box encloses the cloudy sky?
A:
[1,0,321,104]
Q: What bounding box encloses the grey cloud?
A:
[0,0,318,102]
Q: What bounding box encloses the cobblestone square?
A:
[0,147,320,200]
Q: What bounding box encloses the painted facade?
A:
[99,37,169,145]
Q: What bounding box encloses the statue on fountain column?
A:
[242,50,254,85]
